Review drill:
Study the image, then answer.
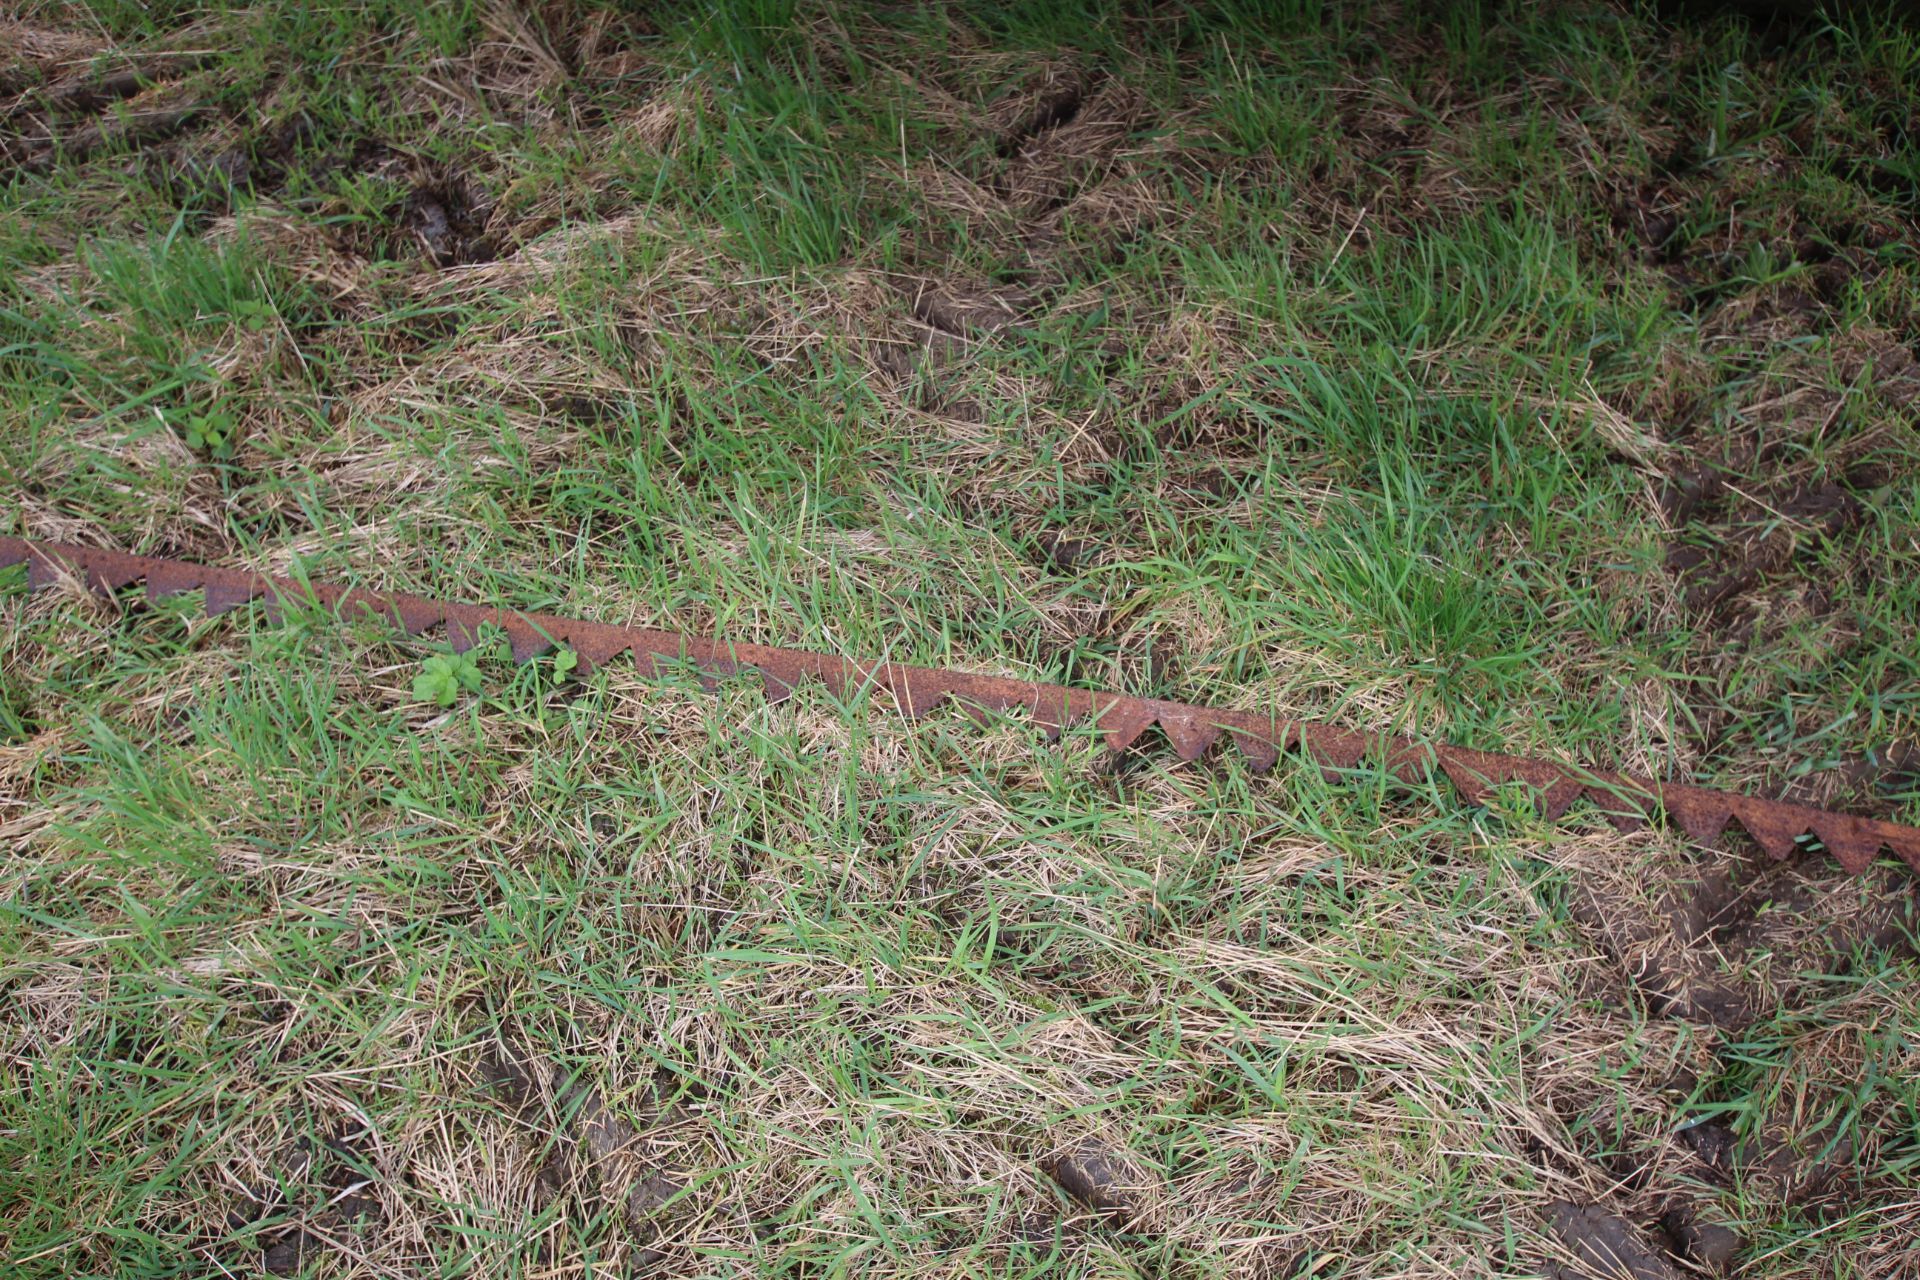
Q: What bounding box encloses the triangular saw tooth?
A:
[812,658,858,699]
[1157,708,1222,762]
[1889,828,1920,876]
[629,641,669,680]
[1808,814,1880,876]
[695,655,737,692]
[293,580,344,611]
[146,560,204,601]
[393,595,444,636]
[1536,775,1584,822]
[1585,782,1653,833]
[1733,798,1809,862]
[442,603,495,654]
[502,618,555,664]
[1379,737,1435,785]
[1664,789,1733,847]
[760,669,797,704]
[337,589,441,636]
[1301,724,1368,777]
[26,549,69,592]
[1096,698,1156,754]
[86,559,143,594]
[1437,750,1497,805]
[564,621,631,676]
[203,580,260,617]
[1229,722,1289,773]
[1214,711,1292,774]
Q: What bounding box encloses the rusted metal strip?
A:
[6,536,1918,877]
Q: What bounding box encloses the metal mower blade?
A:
[1158,708,1221,762]
[1096,698,1156,753]
[1666,791,1733,847]
[3,536,1913,885]
[887,667,950,719]
[203,580,258,616]
[145,559,204,601]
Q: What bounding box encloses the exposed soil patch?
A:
[26,60,167,116]
[1610,182,1685,261]
[386,177,498,267]
[1547,1201,1684,1280]
[1658,1207,1744,1275]
[994,67,1088,158]
[479,1035,692,1261]
[1567,874,1751,1029]
[226,1127,382,1277]
[1664,476,1867,618]
[1676,1118,1737,1181]
[998,81,1147,217]
[1567,843,1919,1034]
[193,111,316,201]
[907,280,1033,338]
[1033,531,1096,573]
[2,42,220,178]
[1736,1102,1856,1209]
[1560,833,1914,1229]
[15,98,208,176]
[1650,324,1920,796]
[1042,1137,1154,1230]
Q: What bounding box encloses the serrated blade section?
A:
[1026,685,1091,741]
[1886,826,1920,876]
[1732,797,1809,862]
[694,653,737,692]
[1379,737,1436,785]
[1664,788,1734,847]
[1581,776,1656,833]
[628,637,673,680]
[561,619,631,676]
[145,559,205,601]
[86,559,143,594]
[25,547,69,592]
[442,603,498,654]
[1809,813,1882,876]
[1437,749,1500,806]
[393,595,444,636]
[1157,706,1222,762]
[4,537,1916,883]
[501,616,556,664]
[203,578,260,617]
[1096,697,1156,754]
[1537,774,1585,822]
[1301,724,1368,777]
[1227,715,1293,773]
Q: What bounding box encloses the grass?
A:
[3,1,1920,1276]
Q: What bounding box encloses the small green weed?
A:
[411,650,483,707]
[173,406,236,458]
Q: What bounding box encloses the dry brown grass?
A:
[5,2,1920,1278]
